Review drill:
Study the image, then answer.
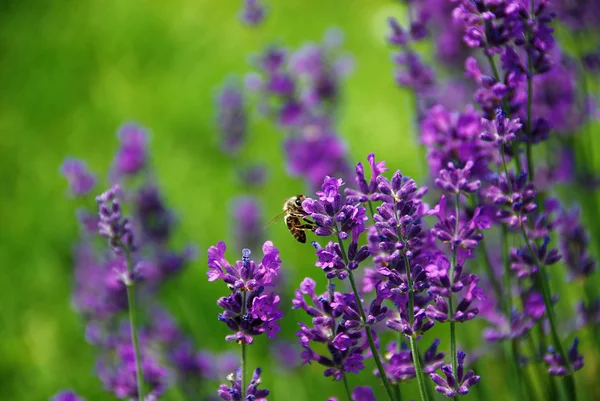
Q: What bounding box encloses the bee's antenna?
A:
[264,210,287,229]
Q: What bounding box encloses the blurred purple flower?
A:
[50,391,86,401]
[60,158,96,196]
[114,123,148,176]
[239,0,266,26]
[216,81,247,154]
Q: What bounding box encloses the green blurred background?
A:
[1,1,598,400]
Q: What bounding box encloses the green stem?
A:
[480,238,504,311]
[502,226,526,400]
[123,248,145,401]
[486,53,521,174]
[501,225,512,317]
[241,292,248,399]
[392,203,430,401]
[525,0,535,181]
[342,372,353,401]
[518,222,578,401]
[394,334,402,401]
[448,193,460,401]
[408,337,430,401]
[338,237,397,401]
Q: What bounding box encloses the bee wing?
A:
[264,209,288,229]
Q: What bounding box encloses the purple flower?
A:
[509,236,562,278]
[352,386,376,401]
[557,207,596,280]
[218,368,269,401]
[387,302,434,338]
[303,176,367,240]
[96,185,136,254]
[381,339,445,382]
[114,123,148,176]
[207,241,280,289]
[50,391,86,401]
[435,161,481,195]
[217,82,247,154]
[420,105,495,180]
[430,351,480,398]
[483,310,535,342]
[314,239,369,280]
[427,195,484,252]
[284,132,350,191]
[393,51,435,91]
[136,185,173,243]
[239,0,266,26]
[426,260,486,323]
[481,171,537,227]
[293,278,369,380]
[479,108,522,145]
[208,244,283,344]
[230,196,264,253]
[544,338,584,376]
[345,153,388,203]
[97,343,167,400]
[577,298,600,328]
[60,158,96,196]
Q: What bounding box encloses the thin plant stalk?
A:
[241,292,248,399]
[447,194,461,401]
[123,246,145,401]
[342,373,353,401]
[501,225,527,401]
[337,236,398,401]
[524,0,535,181]
[518,222,578,401]
[485,53,521,174]
[368,200,405,401]
[392,203,431,401]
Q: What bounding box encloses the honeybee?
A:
[265,194,315,243]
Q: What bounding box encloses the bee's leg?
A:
[300,217,316,230]
[295,223,315,230]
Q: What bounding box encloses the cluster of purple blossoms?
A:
[51,391,86,401]
[59,124,208,400]
[208,242,283,344]
[216,81,248,155]
[380,339,445,382]
[328,386,377,401]
[60,158,96,197]
[430,352,480,398]
[303,176,368,241]
[247,30,353,188]
[113,123,149,177]
[217,369,269,400]
[293,278,370,380]
[239,0,266,26]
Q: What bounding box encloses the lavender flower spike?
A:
[114,123,149,176]
[544,338,585,376]
[302,176,368,240]
[218,368,269,400]
[96,185,136,255]
[60,158,96,196]
[352,386,377,401]
[50,391,86,401]
[239,0,266,26]
[430,351,480,398]
[208,243,283,344]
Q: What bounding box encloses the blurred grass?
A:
[1,1,599,400]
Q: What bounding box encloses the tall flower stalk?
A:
[96,186,145,401]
